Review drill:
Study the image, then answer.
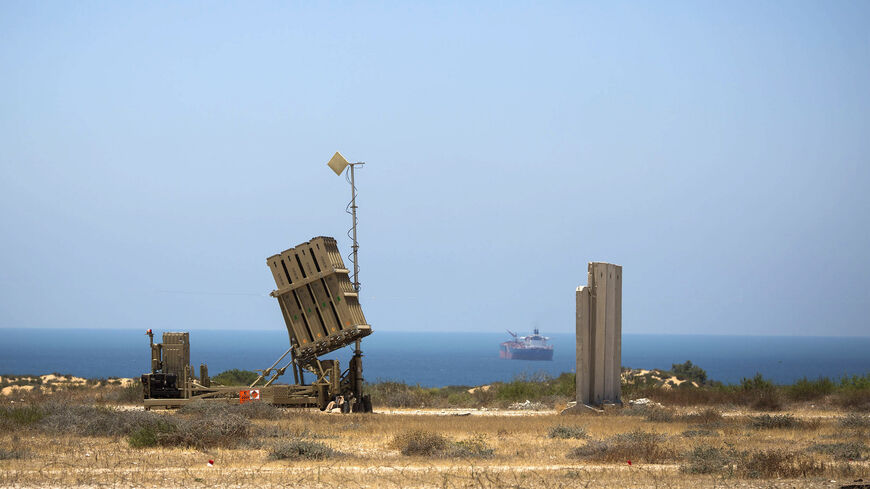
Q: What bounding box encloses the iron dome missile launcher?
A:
[141,236,373,412]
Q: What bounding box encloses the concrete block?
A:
[575,262,622,406]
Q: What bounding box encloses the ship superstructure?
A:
[499,328,554,361]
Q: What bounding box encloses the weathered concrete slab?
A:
[575,262,622,407]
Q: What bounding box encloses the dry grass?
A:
[2,383,870,488]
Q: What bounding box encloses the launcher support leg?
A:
[291,351,300,385]
[352,339,363,399]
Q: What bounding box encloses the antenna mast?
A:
[327,152,364,293]
[347,161,364,293]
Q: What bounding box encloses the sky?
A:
[1,2,868,336]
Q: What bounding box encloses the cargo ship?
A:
[499,328,554,361]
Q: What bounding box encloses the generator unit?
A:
[141,331,200,399]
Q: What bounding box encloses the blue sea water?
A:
[1,328,868,387]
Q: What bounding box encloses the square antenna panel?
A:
[327,152,350,176]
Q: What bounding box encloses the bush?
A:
[742,449,825,478]
[548,425,588,439]
[497,378,547,402]
[836,389,870,411]
[738,373,782,410]
[179,400,283,420]
[40,404,164,437]
[621,404,675,422]
[447,392,472,406]
[788,377,836,401]
[740,373,774,392]
[749,414,802,430]
[391,430,448,456]
[569,440,611,460]
[127,420,176,448]
[0,405,45,427]
[26,402,250,450]
[570,430,676,463]
[447,435,494,458]
[0,447,26,460]
[125,415,251,450]
[671,361,707,385]
[107,383,143,404]
[212,369,259,386]
[551,372,576,397]
[750,392,783,411]
[680,408,723,425]
[839,413,870,429]
[807,442,866,461]
[680,446,734,474]
[840,373,870,390]
[154,414,250,449]
[269,440,336,460]
[366,381,436,408]
[643,407,675,422]
[681,429,719,438]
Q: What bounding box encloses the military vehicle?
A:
[141,236,373,412]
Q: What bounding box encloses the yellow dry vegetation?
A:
[2,404,868,488]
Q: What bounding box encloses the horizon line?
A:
[0,326,868,339]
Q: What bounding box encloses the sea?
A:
[1,328,868,387]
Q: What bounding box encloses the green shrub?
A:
[551,372,576,397]
[269,440,336,460]
[127,427,157,448]
[212,369,259,386]
[671,361,707,385]
[127,424,167,448]
[365,381,436,408]
[447,392,472,406]
[732,375,781,410]
[548,425,588,439]
[788,377,836,401]
[0,405,45,427]
[840,373,870,390]
[497,378,546,402]
[741,373,775,391]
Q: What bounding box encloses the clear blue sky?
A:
[1,2,868,336]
